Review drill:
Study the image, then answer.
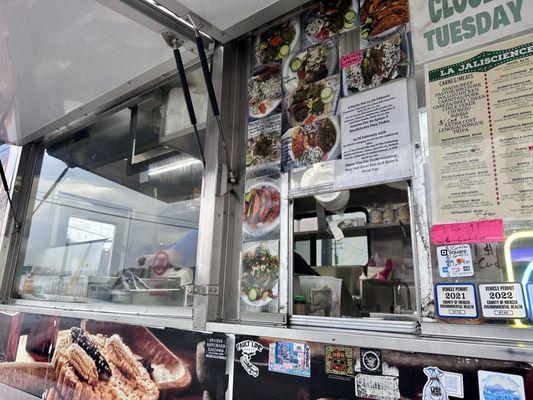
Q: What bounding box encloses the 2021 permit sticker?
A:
[354,374,400,400]
[435,283,478,318]
[324,345,354,378]
[478,371,525,400]
[236,340,263,378]
[437,244,474,278]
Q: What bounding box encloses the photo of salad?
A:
[255,18,299,65]
[243,180,281,239]
[240,242,279,307]
[302,0,358,43]
[288,117,339,165]
[283,39,338,92]
[360,0,409,39]
[286,76,339,126]
[343,36,409,95]
[248,64,283,118]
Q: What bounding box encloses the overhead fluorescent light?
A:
[148,158,202,176]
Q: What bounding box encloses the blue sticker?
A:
[526,283,533,320]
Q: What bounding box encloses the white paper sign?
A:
[435,283,478,318]
[410,0,533,64]
[335,79,412,190]
[478,283,527,319]
[442,371,464,399]
[478,371,526,400]
[437,245,474,278]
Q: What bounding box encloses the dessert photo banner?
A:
[0,312,228,399]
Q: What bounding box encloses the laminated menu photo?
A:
[242,175,281,242]
[360,0,410,45]
[340,32,412,97]
[281,74,341,171]
[252,17,301,70]
[246,114,282,174]
[301,0,359,46]
[248,64,283,120]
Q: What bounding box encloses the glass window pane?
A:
[14,106,202,308]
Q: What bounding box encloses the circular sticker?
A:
[362,350,381,372]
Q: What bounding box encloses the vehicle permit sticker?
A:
[435,283,478,318]
[354,374,400,400]
[478,371,525,400]
[527,283,533,320]
[478,283,527,319]
[437,245,474,278]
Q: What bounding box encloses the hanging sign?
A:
[478,283,527,319]
[410,0,533,64]
[435,283,478,318]
[335,79,412,190]
[437,244,474,278]
[427,34,533,223]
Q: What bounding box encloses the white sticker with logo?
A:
[236,340,264,378]
[354,374,400,400]
[478,283,527,319]
[437,245,474,278]
[478,371,525,400]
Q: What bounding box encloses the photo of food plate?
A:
[254,18,300,66]
[286,75,340,127]
[247,130,281,169]
[240,241,279,307]
[360,0,409,40]
[283,38,338,92]
[248,64,283,119]
[342,35,410,95]
[302,0,358,44]
[242,179,281,240]
[282,117,340,168]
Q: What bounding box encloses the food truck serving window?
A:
[12,102,203,309]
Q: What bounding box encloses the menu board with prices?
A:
[478,283,527,319]
[427,34,533,223]
[435,283,478,318]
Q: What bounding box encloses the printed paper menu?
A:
[427,34,533,223]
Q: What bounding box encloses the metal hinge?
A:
[192,284,219,296]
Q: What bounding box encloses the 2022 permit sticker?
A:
[236,340,264,378]
[324,345,354,378]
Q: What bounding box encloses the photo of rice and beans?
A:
[254,18,299,66]
[360,0,409,39]
[342,36,409,95]
[248,64,283,119]
[286,76,339,127]
[302,0,358,43]
[240,242,279,306]
[283,39,338,92]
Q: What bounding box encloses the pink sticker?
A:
[340,51,362,69]
[430,219,505,245]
